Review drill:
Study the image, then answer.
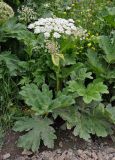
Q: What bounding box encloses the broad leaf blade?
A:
[13,117,56,152]
[19,84,53,115]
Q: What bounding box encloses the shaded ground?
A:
[0,130,115,160]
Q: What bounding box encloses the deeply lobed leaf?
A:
[13,117,56,152]
[68,79,108,103]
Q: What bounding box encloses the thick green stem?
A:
[56,65,60,93]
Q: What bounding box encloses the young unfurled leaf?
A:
[13,116,56,152]
[19,83,75,115]
[68,79,108,103]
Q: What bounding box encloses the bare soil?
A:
[0,130,115,160]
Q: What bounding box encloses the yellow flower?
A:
[87,9,91,12]
[87,43,92,47]
[71,4,75,7]
[63,12,67,15]
[91,35,95,38]
[77,20,80,23]
[91,47,95,50]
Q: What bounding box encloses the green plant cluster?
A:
[0,0,115,151]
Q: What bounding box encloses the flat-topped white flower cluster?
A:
[28,18,87,39]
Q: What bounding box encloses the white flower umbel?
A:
[28,17,87,39]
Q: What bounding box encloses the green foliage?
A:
[71,68,92,81]
[13,117,56,152]
[68,79,108,104]
[0,51,27,76]
[86,49,106,74]
[101,7,115,28]
[98,35,115,63]
[0,127,4,149]
[73,113,112,140]
[0,0,115,152]
[0,18,37,56]
[55,103,115,141]
[19,83,75,115]
[105,105,115,124]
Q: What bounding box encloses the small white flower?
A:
[66,7,71,10]
[70,25,76,30]
[65,30,72,35]
[44,3,50,8]
[34,28,40,34]
[54,26,59,32]
[53,32,61,38]
[44,32,50,38]
[28,23,35,29]
[68,19,74,23]
[58,28,64,33]
[40,27,46,33]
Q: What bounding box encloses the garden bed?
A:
[0,130,115,160]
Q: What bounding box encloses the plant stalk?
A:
[56,65,60,93]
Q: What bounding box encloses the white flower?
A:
[58,27,64,33]
[68,19,74,23]
[66,7,71,10]
[28,23,35,29]
[44,32,50,38]
[44,3,50,8]
[53,32,61,38]
[65,30,71,35]
[34,28,40,34]
[40,27,46,33]
[70,25,76,30]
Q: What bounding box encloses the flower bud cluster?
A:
[0,2,14,24]
[18,5,37,23]
[45,40,59,54]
